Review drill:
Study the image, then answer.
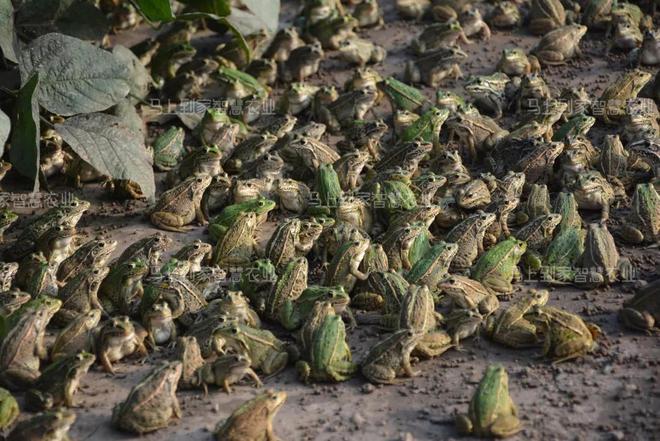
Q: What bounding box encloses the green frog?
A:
[398,285,452,358]
[541,226,585,284]
[382,222,430,272]
[455,364,522,438]
[618,183,659,244]
[405,241,459,293]
[192,353,262,394]
[278,285,350,331]
[0,209,17,244]
[471,237,527,294]
[0,262,18,292]
[25,351,95,411]
[152,127,185,172]
[323,237,370,293]
[166,145,222,186]
[446,211,497,272]
[213,390,287,441]
[297,314,356,383]
[464,72,512,119]
[209,197,276,242]
[212,211,258,268]
[264,257,308,321]
[360,329,422,384]
[378,76,429,113]
[112,361,182,434]
[399,107,449,150]
[578,222,631,288]
[516,213,563,272]
[150,175,212,232]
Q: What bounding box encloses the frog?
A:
[378,76,429,113]
[150,42,196,84]
[496,48,541,77]
[525,305,599,363]
[112,361,182,434]
[279,285,350,331]
[400,107,450,150]
[483,289,549,348]
[354,0,384,27]
[396,0,431,19]
[225,133,278,175]
[325,87,378,133]
[460,7,491,40]
[397,284,453,358]
[471,236,527,294]
[212,323,289,375]
[209,197,276,242]
[194,109,242,151]
[112,232,172,275]
[405,241,459,293]
[306,14,357,50]
[612,18,643,51]
[14,252,57,298]
[333,149,371,192]
[0,388,18,430]
[166,145,222,186]
[142,301,176,347]
[57,237,117,285]
[455,364,522,438]
[143,274,207,327]
[212,211,258,268]
[6,409,76,441]
[598,69,653,125]
[630,29,660,66]
[297,313,357,383]
[0,262,18,292]
[264,26,304,62]
[488,1,522,28]
[152,127,185,172]
[411,21,472,55]
[25,351,95,411]
[503,141,561,194]
[552,192,583,233]
[278,82,320,115]
[430,0,473,21]
[455,178,492,210]
[514,73,552,114]
[572,171,615,222]
[193,353,262,394]
[323,237,370,292]
[238,259,278,311]
[215,66,268,101]
[171,336,205,391]
[508,100,568,142]
[553,113,595,142]
[213,389,286,441]
[516,213,563,272]
[540,226,585,284]
[338,37,386,66]
[578,222,632,288]
[445,110,508,163]
[0,209,17,244]
[264,257,308,321]
[35,223,77,268]
[434,89,466,113]
[54,266,109,325]
[618,183,660,244]
[374,139,433,175]
[0,307,54,388]
[446,211,497,272]
[439,274,500,317]
[382,222,430,272]
[581,0,613,29]
[279,135,341,177]
[529,0,566,34]
[336,195,374,233]
[99,258,148,316]
[0,289,30,316]
[516,183,551,224]
[619,279,660,332]
[360,328,422,384]
[336,120,388,161]
[531,24,587,65]
[411,172,447,205]
[5,197,89,261]
[405,46,468,87]
[92,316,148,374]
[464,72,512,119]
[50,309,101,361]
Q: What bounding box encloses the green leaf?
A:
[0,0,18,62]
[0,109,10,155]
[112,45,151,103]
[179,0,230,16]
[55,113,155,200]
[20,33,130,116]
[10,73,40,191]
[132,0,175,22]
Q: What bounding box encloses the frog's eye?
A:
[71,201,79,207]
[231,327,239,334]
[129,263,136,269]
[406,330,415,337]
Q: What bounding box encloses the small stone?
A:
[399,432,415,441]
[361,383,375,394]
[609,430,625,441]
[352,412,366,427]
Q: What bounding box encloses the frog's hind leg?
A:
[489,414,522,438]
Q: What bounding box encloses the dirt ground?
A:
[2,0,660,440]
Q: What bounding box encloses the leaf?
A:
[55,113,155,200]
[177,13,250,60]
[178,0,230,16]
[20,33,130,116]
[240,0,279,33]
[0,109,10,155]
[112,45,151,103]
[132,0,174,22]
[10,73,40,191]
[55,0,110,41]
[110,99,146,139]
[0,0,18,62]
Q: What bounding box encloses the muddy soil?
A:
[2,0,660,440]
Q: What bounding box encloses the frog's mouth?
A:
[331,297,350,312]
